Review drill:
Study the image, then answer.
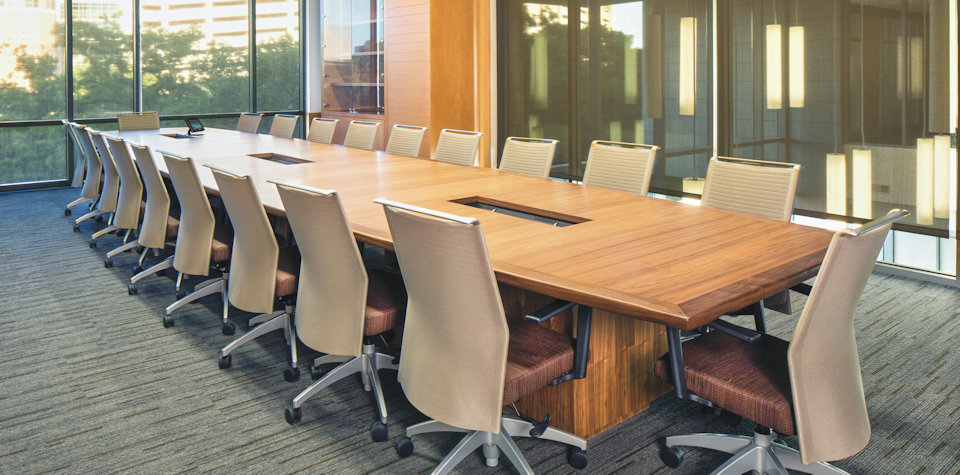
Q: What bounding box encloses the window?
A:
[255,0,301,112]
[71,0,135,119]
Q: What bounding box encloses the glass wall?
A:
[256,0,301,112]
[321,0,384,115]
[72,0,134,118]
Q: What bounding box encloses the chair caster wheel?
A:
[132,265,143,274]
[95,215,103,222]
[157,269,165,276]
[218,354,232,369]
[568,448,588,470]
[89,240,96,248]
[394,436,413,458]
[128,283,137,295]
[285,406,302,425]
[104,258,113,268]
[371,422,388,442]
[64,208,72,216]
[222,322,236,336]
[659,445,684,468]
[162,316,174,328]
[309,363,326,381]
[176,290,187,299]
[283,366,300,382]
[73,224,80,232]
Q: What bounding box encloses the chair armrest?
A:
[524,300,576,323]
[707,319,761,343]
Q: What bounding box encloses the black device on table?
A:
[185,118,205,135]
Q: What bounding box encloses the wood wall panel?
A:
[385,0,432,158]
[429,0,476,156]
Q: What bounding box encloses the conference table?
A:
[116,127,834,439]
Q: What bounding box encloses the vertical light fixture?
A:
[624,41,638,105]
[531,32,548,109]
[789,25,805,107]
[916,138,935,225]
[826,153,846,215]
[934,134,950,218]
[852,150,873,219]
[766,24,782,109]
[679,15,697,115]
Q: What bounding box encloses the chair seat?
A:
[503,320,574,406]
[363,270,406,336]
[654,331,796,435]
[275,246,301,298]
[210,225,232,263]
[165,215,179,239]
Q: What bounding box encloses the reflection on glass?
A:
[321,0,384,114]
[72,0,134,118]
[257,0,300,112]
[0,0,65,121]
[0,126,67,184]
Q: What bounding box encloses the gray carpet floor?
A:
[1,187,959,474]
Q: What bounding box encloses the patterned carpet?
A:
[0,187,958,474]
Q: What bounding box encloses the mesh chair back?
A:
[379,200,508,434]
[75,125,102,199]
[433,129,483,166]
[162,153,216,276]
[385,124,427,157]
[89,130,120,213]
[788,209,905,464]
[343,120,380,150]
[701,157,801,221]
[275,182,367,357]
[117,112,160,131]
[269,114,299,138]
[306,117,339,144]
[582,140,659,195]
[104,136,143,230]
[498,137,558,178]
[64,120,85,187]
[209,167,279,314]
[235,113,263,133]
[132,144,171,250]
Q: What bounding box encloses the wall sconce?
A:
[916,138,935,225]
[826,153,846,215]
[766,24,782,109]
[935,134,950,218]
[852,149,872,219]
[679,16,697,115]
[789,26,804,108]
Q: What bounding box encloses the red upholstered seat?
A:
[363,270,406,336]
[210,225,232,263]
[503,320,574,406]
[275,246,301,298]
[165,215,180,239]
[654,331,796,435]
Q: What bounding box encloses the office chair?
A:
[498,137,558,178]
[433,129,483,166]
[208,166,301,381]
[101,136,144,267]
[305,117,339,144]
[582,140,659,195]
[117,112,160,131]
[273,181,406,441]
[701,156,802,332]
[161,152,232,329]
[78,131,121,246]
[63,123,101,216]
[378,199,589,474]
[64,120,85,189]
[268,114,299,138]
[71,127,107,228]
[385,124,427,157]
[655,209,906,474]
[342,120,380,150]
[128,143,179,295]
[235,113,263,134]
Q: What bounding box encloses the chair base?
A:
[130,254,172,285]
[664,428,848,475]
[165,276,225,316]
[292,344,397,423]
[220,305,297,370]
[405,413,586,475]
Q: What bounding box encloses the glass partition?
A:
[72,0,135,118]
[321,0,384,115]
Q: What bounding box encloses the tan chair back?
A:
[117,112,160,131]
[274,182,367,357]
[582,140,659,195]
[788,209,906,464]
[104,136,143,230]
[498,137,557,178]
[306,117,339,144]
[235,113,263,133]
[268,114,299,138]
[132,144,171,249]
[75,125,102,200]
[433,129,483,166]
[209,166,279,314]
[162,153,216,276]
[385,124,427,157]
[89,130,120,213]
[64,120,85,187]
[343,120,380,150]
[378,199,508,434]
[701,156,801,221]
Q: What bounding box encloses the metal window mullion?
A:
[134,0,142,112]
[299,0,306,136]
[65,0,75,181]
[249,0,257,113]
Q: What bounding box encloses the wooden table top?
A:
[117,128,833,331]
